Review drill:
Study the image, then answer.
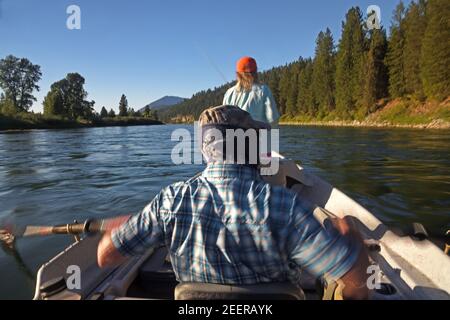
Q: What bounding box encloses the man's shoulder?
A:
[161,178,197,195]
[265,182,314,212]
[266,182,298,198]
[158,174,207,200]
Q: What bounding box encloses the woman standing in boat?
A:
[223,56,280,126]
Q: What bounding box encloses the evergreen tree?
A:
[142,106,151,118]
[285,62,300,117]
[420,0,450,100]
[403,0,427,98]
[118,94,128,117]
[312,29,336,118]
[100,106,108,118]
[296,59,314,115]
[277,66,291,115]
[361,28,389,116]
[108,108,116,117]
[335,7,366,119]
[266,69,281,104]
[386,2,407,98]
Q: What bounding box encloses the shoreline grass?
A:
[280,99,450,129]
[279,119,450,129]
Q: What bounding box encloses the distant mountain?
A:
[139,96,186,112]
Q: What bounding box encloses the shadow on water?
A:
[1,244,34,281]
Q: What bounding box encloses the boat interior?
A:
[34,158,450,300]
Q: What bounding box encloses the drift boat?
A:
[33,153,450,300]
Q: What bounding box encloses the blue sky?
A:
[0,0,410,113]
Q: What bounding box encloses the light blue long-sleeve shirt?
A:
[223,84,280,125]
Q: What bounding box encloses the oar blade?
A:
[0,224,53,245]
[0,229,16,250]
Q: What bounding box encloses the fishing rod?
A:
[194,41,229,83]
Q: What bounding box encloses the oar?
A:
[0,215,131,250]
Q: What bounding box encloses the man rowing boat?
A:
[97,105,370,299]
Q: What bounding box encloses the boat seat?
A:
[175,282,305,300]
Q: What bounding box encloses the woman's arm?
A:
[264,86,281,124]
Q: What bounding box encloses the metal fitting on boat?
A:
[445,230,449,255]
[412,223,428,241]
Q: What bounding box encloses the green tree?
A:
[119,94,128,117]
[142,106,151,118]
[266,69,281,105]
[284,62,300,117]
[150,109,159,121]
[0,55,42,112]
[403,0,427,99]
[100,106,108,118]
[420,0,450,100]
[43,73,94,119]
[296,59,314,116]
[0,94,17,115]
[386,2,407,98]
[335,7,367,119]
[47,79,69,115]
[361,28,389,116]
[43,89,64,116]
[108,108,116,117]
[128,107,138,117]
[277,66,291,115]
[65,73,92,119]
[312,29,336,118]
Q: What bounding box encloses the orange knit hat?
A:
[236,56,257,73]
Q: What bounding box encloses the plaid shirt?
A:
[112,164,360,284]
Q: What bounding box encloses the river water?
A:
[0,125,449,299]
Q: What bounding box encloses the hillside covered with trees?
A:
[160,0,449,127]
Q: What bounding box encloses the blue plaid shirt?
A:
[112,164,360,285]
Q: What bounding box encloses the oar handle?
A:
[1,215,131,245]
[51,219,103,235]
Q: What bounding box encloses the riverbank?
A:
[0,114,163,131]
[162,99,450,129]
[280,119,450,129]
[165,119,450,129]
[280,99,450,129]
